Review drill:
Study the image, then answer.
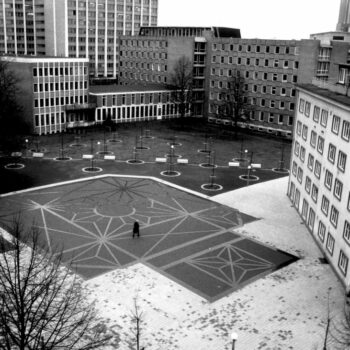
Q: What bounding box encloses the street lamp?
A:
[231,332,238,350]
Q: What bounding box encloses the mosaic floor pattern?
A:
[0,176,297,301]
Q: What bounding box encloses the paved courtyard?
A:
[0,175,296,302]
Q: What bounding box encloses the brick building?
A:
[1,56,91,135]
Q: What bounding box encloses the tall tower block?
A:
[337,0,350,31]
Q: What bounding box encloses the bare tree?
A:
[131,297,145,350]
[0,218,112,350]
[168,56,193,118]
[0,61,30,152]
[214,69,252,133]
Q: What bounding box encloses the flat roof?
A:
[297,83,350,109]
[89,83,170,94]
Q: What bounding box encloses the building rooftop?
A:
[138,26,241,38]
[298,83,350,109]
[89,83,169,94]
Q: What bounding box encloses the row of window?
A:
[34,112,65,127]
[34,81,88,93]
[299,98,350,142]
[33,66,87,77]
[96,103,182,121]
[121,40,167,48]
[212,56,298,70]
[34,95,88,108]
[120,71,166,83]
[120,61,167,72]
[212,43,296,55]
[120,50,167,60]
[100,92,171,106]
[211,68,298,83]
[317,222,348,276]
[209,104,293,126]
[289,181,349,277]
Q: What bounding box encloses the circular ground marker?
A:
[107,139,122,143]
[126,159,144,164]
[199,163,217,168]
[272,168,289,174]
[69,143,87,148]
[201,183,223,191]
[142,136,154,139]
[4,163,25,170]
[239,174,259,181]
[198,149,211,153]
[54,157,72,161]
[82,167,103,173]
[160,170,181,177]
[165,154,181,158]
[135,146,150,150]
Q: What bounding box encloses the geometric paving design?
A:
[0,176,297,301]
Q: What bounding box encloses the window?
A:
[305,176,311,193]
[310,131,317,148]
[294,141,300,156]
[344,221,350,245]
[301,199,309,220]
[307,154,314,171]
[296,121,302,135]
[313,106,320,122]
[297,167,303,183]
[324,170,333,190]
[332,115,341,134]
[292,161,297,176]
[321,195,330,216]
[302,125,308,140]
[304,101,311,117]
[300,146,306,162]
[314,160,321,179]
[342,120,350,141]
[326,233,335,255]
[334,179,343,200]
[337,151,347,172]
[311,184,319,203]
[330,205,339,228]
[338,251,348,276]
[348,192,350,212]
[328,144,336,164]
[320,110,328,127]
[299,98,305,113]
[318,221,326,242]
[308,208,315,230]
[317,136,324,154]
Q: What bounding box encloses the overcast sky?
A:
[158,0,340,40]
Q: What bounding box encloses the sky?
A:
[158,0,340,40]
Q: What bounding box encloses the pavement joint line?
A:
[154,235,245,270]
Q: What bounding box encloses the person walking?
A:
[132,221,140,238]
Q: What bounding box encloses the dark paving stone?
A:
[0,175,297,301]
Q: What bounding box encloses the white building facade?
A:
[288,83,350,286]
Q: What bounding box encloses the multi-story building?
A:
[45,0,158,80]
[89,83,188,124]
[119,26,241,118]
[118,27,350,135]
[288,74,350,286]
[0,0,158,79]
[0,0,46,56]
[1,56,92,135]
